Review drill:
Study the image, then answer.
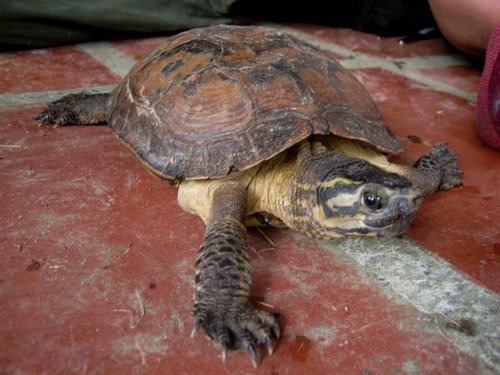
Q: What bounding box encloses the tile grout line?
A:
[277,25,477,102]
[320,237,500,372]
[76,42,137,78]
[373,61,476,102]
[0,41,134,111]
[276,24,470,68]
[1,26,476,111]
[393,69,476,101]
[0,85,116,111]
[339,58,476,102]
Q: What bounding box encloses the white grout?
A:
[0,42,135,111]
[277,25,476,102]
[0,85,115,111]
[1,24,477,111]
[321,236,500,372]
[77,41,137,78]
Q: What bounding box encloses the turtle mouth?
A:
[364,199,417,236]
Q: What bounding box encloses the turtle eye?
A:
[362,192,382,210]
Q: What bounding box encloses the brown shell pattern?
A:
[108,25,403,180]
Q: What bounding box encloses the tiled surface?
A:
[283,23,456,58]
[0,47,121,94]
[416,65,482,94]
[1,23,499,374]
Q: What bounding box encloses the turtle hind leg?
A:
[34,93,109,127]
[413,142,463,194]
[191,181,279,367]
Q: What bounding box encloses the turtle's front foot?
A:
[190,181,280,366]
[192,291,280,367]
[34,93,109,127]
[414,142,463,192]
[191,217,280,367]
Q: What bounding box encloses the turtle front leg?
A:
[412,142,463,195]
[191,181,279,366]
[34,93,109,127]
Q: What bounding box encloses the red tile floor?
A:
[1,23,499,374]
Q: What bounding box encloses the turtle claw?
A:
[191,298,279,366]
[247,343,258,368]
[33,107,70,128]
[53,117,67,128]
[221,340,229,362]
[272,321,281,339]
[33,110,52,127]
[33,111,47,122]
[191,317,204,338]
[265,336,274,355]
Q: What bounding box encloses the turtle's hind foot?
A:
[34,93,109,127]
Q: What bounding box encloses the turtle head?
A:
[299,154,425,238]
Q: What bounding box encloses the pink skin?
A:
[429,1,500,151]
[428,0,500,56]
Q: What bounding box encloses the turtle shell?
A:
[108,25,403,180]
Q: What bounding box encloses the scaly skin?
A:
[191,182,279,367]
[34,94,109,127]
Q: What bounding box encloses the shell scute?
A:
[108,25,403,180]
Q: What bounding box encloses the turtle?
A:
[34,25,463,366]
